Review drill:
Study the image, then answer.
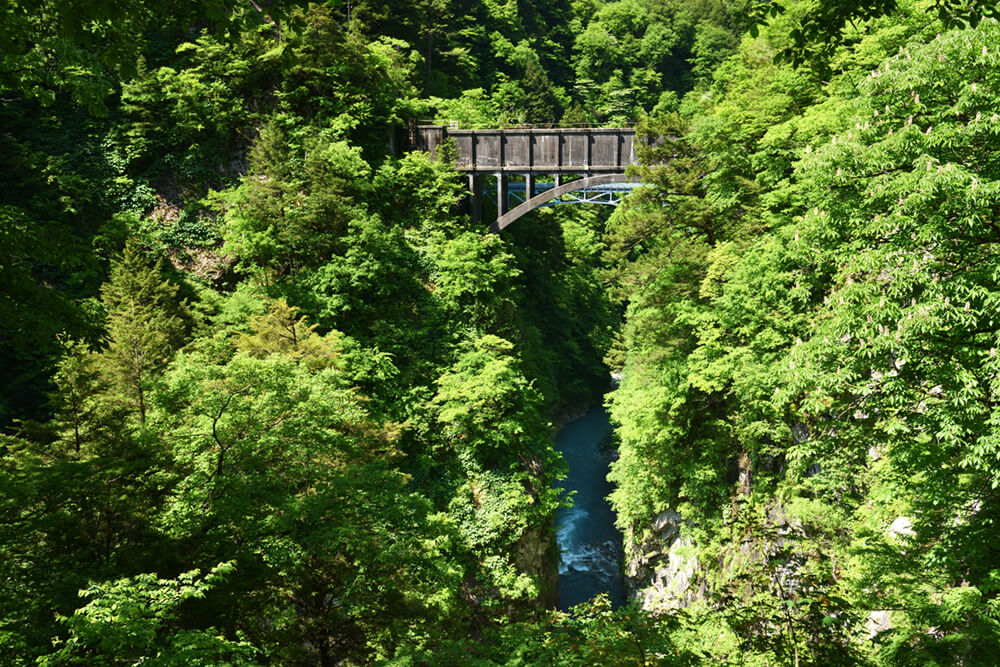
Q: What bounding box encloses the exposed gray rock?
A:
[516,526,559,608]
[888,516,915,538]
[867,610,892,639]
[652,508,682,538]
[791,421,810,444]
[637,536,700,612]
[624,508,703,612]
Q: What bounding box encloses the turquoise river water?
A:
[553,405,624,610]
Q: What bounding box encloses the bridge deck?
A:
[414,125,637,173]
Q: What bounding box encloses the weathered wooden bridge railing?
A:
[410,124,641,231]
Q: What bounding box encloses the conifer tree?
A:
[236,298,343,372]
[99,242,184,424]
[522,59,562,124]
[50,340,103,455]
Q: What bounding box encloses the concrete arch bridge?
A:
[410,124,642,232]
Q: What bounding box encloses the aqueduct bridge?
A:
[410,124,642,231]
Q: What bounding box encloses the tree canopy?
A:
[4,0,1000,663]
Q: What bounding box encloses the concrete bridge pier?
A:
[467,173,481,224]
[497,174,508,217]
[466,173,535,224]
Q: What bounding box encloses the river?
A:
[554,405,625,610]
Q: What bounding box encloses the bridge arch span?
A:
[491,174,638,232]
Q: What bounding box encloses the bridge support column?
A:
[467,173,481,224]
[554,173,562,187]
[525,173,534,199]
[497,174,508,215]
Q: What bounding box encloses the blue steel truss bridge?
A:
[410,123,643,231]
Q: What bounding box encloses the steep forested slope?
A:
[0,2,622,663]
[607,2,1000,663]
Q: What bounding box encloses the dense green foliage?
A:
[605,1,1000,663]
[4,0,1000,663]
[0,1,626,662]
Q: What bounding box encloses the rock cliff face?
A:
[621,452,846,618]
[516,526,560,608]
[621,455,755,612]
[624,509,705,612]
